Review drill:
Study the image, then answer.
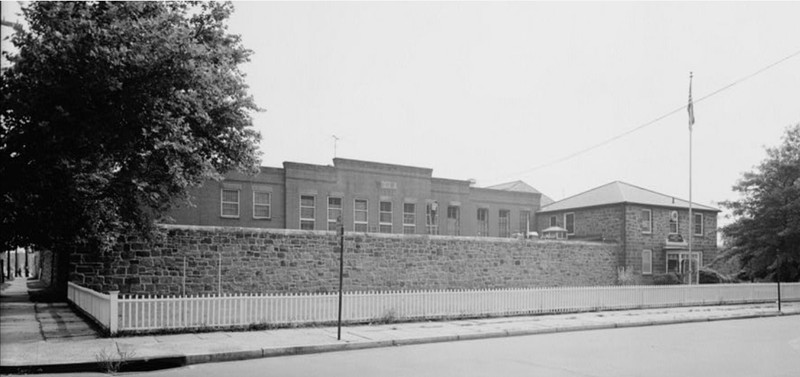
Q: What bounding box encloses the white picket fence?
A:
[68,282,800,335]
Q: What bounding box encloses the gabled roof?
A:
[485,180,542,194]
[538,181,720,213]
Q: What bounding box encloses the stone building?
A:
[167,158,548,238]
[536,181,719,284]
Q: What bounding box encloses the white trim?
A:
[693,213,704,236]
[327,196,343,231]
[379,200,393,233]
[564,212,575,235]
[642,250,652,275]
[641,208,652,234]
[498,209,511,238]
[220,189,240,218]
[477,208,489,237]
[300,194,315,230]
[252,190,271,219]
[669,211,679,234]
[666,251,702,283]
[402,202,416,234]
[354,198,368,232]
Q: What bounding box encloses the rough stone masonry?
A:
[69,225,621,295]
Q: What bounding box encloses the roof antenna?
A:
[332,135,340,159]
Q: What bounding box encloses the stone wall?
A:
[40,249,54,287]
[70,225,621,295]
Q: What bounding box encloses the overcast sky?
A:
[3,2,800,225]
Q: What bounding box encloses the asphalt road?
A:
[23,316,800,377]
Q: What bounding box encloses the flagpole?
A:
[688,72,694,285]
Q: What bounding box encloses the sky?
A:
[3,2,800,227]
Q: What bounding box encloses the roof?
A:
[485,180,544,194]
[538,181,720,213]
[542,226,567,233]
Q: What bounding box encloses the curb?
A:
[1,310,796,375]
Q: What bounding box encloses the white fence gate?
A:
[68,282,800,335]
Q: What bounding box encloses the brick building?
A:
[168,158,547,238]
[536,181,719,283]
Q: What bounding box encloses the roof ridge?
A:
[541,181,618,209]
[616,180,702,206]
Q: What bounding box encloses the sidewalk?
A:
[2,281,799,375]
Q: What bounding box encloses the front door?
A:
[666,251,701,284]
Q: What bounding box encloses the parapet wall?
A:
[70,225,621,295]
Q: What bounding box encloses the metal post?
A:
[337,218,345,341]
[25,247,29,277]
[182,256,187,296]
[777,254,782,312]
[688,126,693,285]
[687,72,694,286]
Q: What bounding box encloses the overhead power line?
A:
[485,48,800,185]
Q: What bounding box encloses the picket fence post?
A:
[108,290,119,336]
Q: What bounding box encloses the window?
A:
[327,197,342,231]
[669,211,678,234]
[426,202,439,235]
[300,195,315,230]
[354,199,368,232]
[564,213,575,235]
[693,213,703,236]
[499,210,510,238]
[641,209,652,234]
[403,203,416,234]
[549,216,557,227]
[379,201,392,233]
[446,206,460,235]
[667,253,680,274]
[642,250,652,275]
[220,189,240,218]
[519,210,531,235]
[253,191,271,219]
[477,208,489,237]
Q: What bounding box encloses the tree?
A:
[0,2,261,253]
[721,124,800,282]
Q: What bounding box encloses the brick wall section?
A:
[625,205,717,280]
[538,204,718,284]
[537,205,625,243]
[69,225,620,295]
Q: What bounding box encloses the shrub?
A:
[616,267,636,285]
[652,273,683,285]
[699,267,738,284]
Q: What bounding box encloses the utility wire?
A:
[484,48,800,185]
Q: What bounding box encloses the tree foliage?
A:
[1,2,261,252]
[721,124,800,281]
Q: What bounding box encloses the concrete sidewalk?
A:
[1,282,799,375]
[0,277,100,346]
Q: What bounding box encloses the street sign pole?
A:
[777,255,782,312]
[337,217,345,340]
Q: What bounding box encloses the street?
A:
[36,315,800,377]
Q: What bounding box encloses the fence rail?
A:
[67,282,800,335]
